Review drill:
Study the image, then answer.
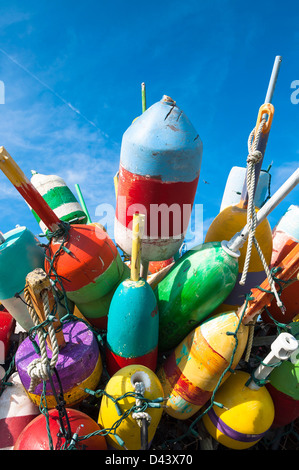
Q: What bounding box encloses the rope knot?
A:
[247,149,263,164]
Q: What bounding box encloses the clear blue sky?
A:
[0,0,298,249]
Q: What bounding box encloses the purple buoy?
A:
[16,321,102,408]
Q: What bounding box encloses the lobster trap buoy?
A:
[14,408,107,450]
[106,214,159,376]
[203,332,297,449]
[0,147,129,328]
[98,365,164,450]
[0,226,45,331]
[157,311,249,420]
[115,95,203,262]
[0,372,40,450]
[30,171,87,233]
[15,269,102,409]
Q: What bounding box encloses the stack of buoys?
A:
[30,171,87,234]
[0,226,45,331]
[262,204,299,325]
[115,95,203,263]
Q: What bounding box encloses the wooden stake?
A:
[131,213,145,282]
[26,268,65,350]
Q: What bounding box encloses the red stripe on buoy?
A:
[163,351,212,407]
[116,166,199,238]
[105,347,158,376]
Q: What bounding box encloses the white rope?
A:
[25,287,60,393]
[132,382,151,427]
[239,120,283,310]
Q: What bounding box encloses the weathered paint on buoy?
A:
[30,171,87,233]
[156,242,239,352]
[157,311,249,420]
[16,321,102,408]
[0,373,40,450]
[0,307,15,360]
[115,95,203,262]
[220,167,270,212]
[262,205,299,325]
[14,408,107,450]
[203,370,275,449]
[0,226,45,331]
[205,206,273,313]
[98,365,164,450]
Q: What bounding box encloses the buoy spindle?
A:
[248,333,298,390]
[75,184,92,224]
[131,213,145,282]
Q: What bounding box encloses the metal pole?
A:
[239,56,282,209]
[264,56,282,104]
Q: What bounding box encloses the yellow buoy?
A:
[202,370,275,450]
[98,365,164,450]
[157,311,249,420]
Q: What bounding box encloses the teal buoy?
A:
[106,214,159,375]
[0,226,45,331]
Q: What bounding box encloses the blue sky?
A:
[0,0,298,249]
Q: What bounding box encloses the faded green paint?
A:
[155,242,239,351]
